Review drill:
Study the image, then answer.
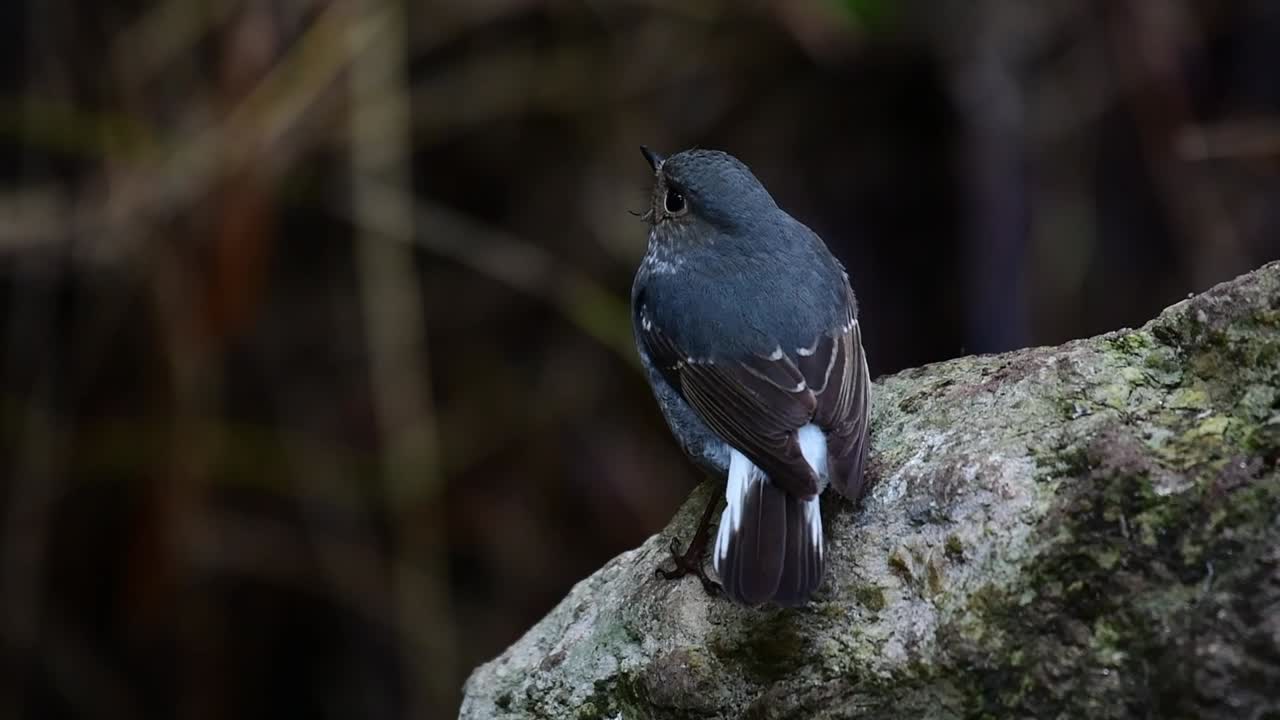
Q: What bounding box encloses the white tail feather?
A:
[797,424,826,561]
[797,423,828,487]
[714,448,756,568]
[715,423,828,572]
[802,495,822,560]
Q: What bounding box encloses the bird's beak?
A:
[640,145,664,171]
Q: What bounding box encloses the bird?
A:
[631,146,872,607]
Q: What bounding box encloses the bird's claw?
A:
[654,535,721,596]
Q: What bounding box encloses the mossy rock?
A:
[461,263,1280,720]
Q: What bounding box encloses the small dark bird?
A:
[632,146,872,607]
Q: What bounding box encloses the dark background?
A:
[1,1,1277,718]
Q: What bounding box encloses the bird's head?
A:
[639,147,779,242]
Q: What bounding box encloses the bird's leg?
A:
[655,488,721,596]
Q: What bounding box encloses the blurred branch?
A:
[110,0,237,87]
[189,511,408,643]
[0,96,155,159]
[0,0,358,257]
[0,5,639,379]
[346,1,453,716]
[408,14,779,147]
[344,183,637,369]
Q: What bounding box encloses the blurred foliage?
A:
[835,0,896,32]
[0,1,1277,719]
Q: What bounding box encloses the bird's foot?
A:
[655,536,721,596]
[653,485,724,596]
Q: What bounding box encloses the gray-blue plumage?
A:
[635,152,851,359]
[632,148,872,608]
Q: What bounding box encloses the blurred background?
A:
[0,0,1277,717]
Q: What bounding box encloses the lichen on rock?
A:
[460,262,1280,720]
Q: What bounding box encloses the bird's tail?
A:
[713,450,824,607]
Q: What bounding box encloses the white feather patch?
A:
[795,424,828,561]
[797,335,821,357]
[714,448,755,568]
[797,423,828,482]
[802,495,823,560]
[715,427,828,573]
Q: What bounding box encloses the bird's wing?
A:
[637,285,869,499]
[800,288,872,500]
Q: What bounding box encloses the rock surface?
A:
[460,263,1280,720]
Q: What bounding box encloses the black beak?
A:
[640,145,664,170]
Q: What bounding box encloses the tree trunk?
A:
[460,262,1280,720]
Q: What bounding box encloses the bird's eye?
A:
[664,188,686,215]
